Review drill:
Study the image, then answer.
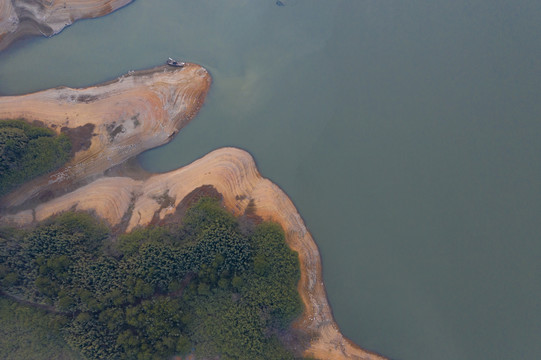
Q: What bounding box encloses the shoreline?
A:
[0,0,133,52]
[2,148,387,360]
[0,63,211,209]
[0,67,386,359]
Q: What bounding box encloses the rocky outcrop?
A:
[0,0,133,52]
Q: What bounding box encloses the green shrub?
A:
[0,198,303,359]
[0,297,82,360]
[0,119,71,196]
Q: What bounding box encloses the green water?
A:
[1,1,541,359]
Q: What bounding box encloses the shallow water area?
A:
[1,1,541,359]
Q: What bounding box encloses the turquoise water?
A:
[1,1,541,359]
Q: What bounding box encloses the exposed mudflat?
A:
[0,0,133,52]
[0,63,211,209]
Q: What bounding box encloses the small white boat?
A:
[167,57,185,67]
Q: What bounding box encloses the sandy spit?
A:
[0,63,211,208]
[0,0,133,51]
[2,147,387,360]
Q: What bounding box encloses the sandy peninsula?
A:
[0,67,385,359]
[0,63,211,209]
[0,0,132,52]
[2,149,386,359]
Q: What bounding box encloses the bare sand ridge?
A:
[0,63,211,208]
[2,147,386,360]
[0,0,133,51]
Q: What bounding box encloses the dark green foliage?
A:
[187,291,296,360]
[244,222,302,328]
[115,225,174,256]
[119,297,186,359]
[181,196,237,241]
[0,119,72,196]
[0,212,109,304]
[0,198,303,359]
[64,311,122,360]
[0,297,82,360]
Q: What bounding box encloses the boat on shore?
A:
[167,57,185,67]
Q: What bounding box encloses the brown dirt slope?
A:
[0,0,133,52]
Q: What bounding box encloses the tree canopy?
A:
[0,197,304,359]
[0,119,71,196]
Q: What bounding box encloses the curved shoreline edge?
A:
[0,0,133,52]
[0,66,386,359]
[0,63,211,209]
[3,148,387,360]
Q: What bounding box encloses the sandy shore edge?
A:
[0,66,386,359]
[1,148,387,360]
[0,0,133,52]
[0,62,211,209]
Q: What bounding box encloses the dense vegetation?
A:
[0,119,71,196]
[0,297,83,360]
[0,198,303,359]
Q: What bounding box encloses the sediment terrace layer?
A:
[0,0,133,51]
[2,147,386,360]
[0,63,211,208]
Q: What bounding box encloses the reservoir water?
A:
[1,1,541,359]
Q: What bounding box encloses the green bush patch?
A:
[0,297,83,360]
[0,198,304,359]
[0,119,71,197]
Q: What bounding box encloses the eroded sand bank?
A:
[2,147,386,360]
[0,0,133,51]
[0,63,211,208]
[0,55,385,358]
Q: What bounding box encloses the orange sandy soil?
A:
[2,147,387,359]
[0,0,133,51]
[0,63,211,209]
[0,63,386,359]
